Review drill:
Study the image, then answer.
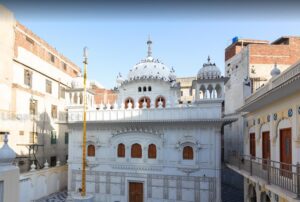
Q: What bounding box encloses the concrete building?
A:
[0,5,81,172]
[65,39,233,202]
[176,76,196,103]
[223,36,300,161]
[227,60,300,202]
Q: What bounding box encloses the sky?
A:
[2,1,300,89]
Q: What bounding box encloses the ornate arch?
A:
[155,95,166,108]
[274,118,292,142]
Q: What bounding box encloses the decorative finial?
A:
[207,55,211,63]
[83,47,88,64]
[147,36,152,57]
[270,62,281,77]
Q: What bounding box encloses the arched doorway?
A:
[124,97,134,109]
[260,192,270,202]
[155,96,166,108]
[138,96,150,108]
[248,184,257,202]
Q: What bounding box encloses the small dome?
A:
[270,63,281,77]
[197,56,221,79]
[0,132,16,165]
[71,73,90,89]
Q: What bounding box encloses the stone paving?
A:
[222,183,244,202]
[35,190,67,202]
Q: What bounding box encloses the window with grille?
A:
[64,132,69,144]
[51,105,57,119]
[131,143,142,158]
[148,144,156,159]
[51,131,57,144]
[117,143,125,158]
[183,146,193,160]
[87,145,95,157]
[29,99,38,115]
[24,69,32,87]
[46,79,52,94]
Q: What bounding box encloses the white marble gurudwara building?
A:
[65,39,234,202]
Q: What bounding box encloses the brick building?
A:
[223,36,300,162]
[0,5,81,172]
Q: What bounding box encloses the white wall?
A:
[19,165,67,202]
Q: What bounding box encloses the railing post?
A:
[267,159,270,184]
[297,162,300,199]
[238,153,241,170]
[250,157,253,176]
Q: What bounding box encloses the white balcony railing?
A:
[65,106,221,123]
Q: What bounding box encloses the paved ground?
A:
[222,183,244,202]
[35,190,67,202]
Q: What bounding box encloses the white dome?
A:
[270,63,281,77]
[0,133,16,165]
[119,38,176,84]
[71,73,90,89]
[127,57,175,82]
[197,56,221,80]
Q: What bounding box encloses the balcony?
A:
[227,154,300,198]
[59,106,225,123]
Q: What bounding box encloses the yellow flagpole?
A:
[81,47,88,197]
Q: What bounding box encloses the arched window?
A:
[155,96,166,108]
[138,87,142,92]
[143,86,147,92]
[117,143,125,158]
[148,144,156,159]
[131,143,142,158]
[124,97,134,109]
[148,86,152,91]
[87,145,95,157]
[138,97,151,108]
[183,146,193,160]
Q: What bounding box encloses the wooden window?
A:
[24,69,32,87]
[50,131,57,144]
[25,36,34,45]
[87,145,95,157]
[62,62,67,70]
[155,96,166,108]
[131,143,142,158]
[46,79,52,94]
[148,144,156,159]
[183,146,194,160]
[262,131,270,170]
[59,86,65,99]
[29,99,38,115]
[50,156,56,167]
[64,132,69,144]
[117,143,125,158]
[51,105,57,118]
[249,133,256,157]
[49,52,55,63]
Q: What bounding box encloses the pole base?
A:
[71,193,94,202]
